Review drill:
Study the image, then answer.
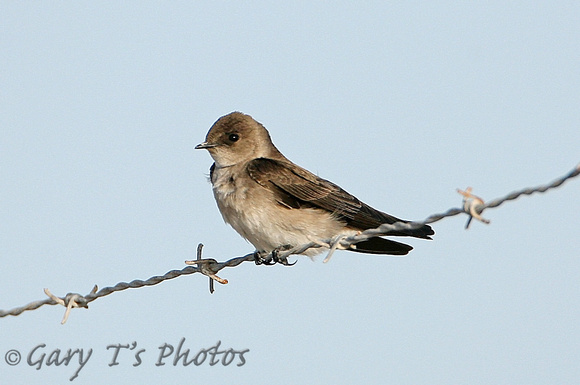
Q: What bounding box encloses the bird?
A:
[195,112,433,261]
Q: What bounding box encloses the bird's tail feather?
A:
[348,237,413,255]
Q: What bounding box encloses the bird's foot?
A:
[253,250,275,265]
[253,246,296,266]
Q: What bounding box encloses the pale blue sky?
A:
[1,2,579,384]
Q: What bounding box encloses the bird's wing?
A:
[246,158,433,238]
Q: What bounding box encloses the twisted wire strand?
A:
[1,163,578,323]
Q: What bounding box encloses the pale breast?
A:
[211,164,351,255]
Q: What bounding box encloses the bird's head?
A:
[196,112,280,167]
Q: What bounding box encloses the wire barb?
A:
[185,258,229,285]
[457,187,490,228]
[43,285,97,324]
[323,234,349,263]
[1,162,578,323]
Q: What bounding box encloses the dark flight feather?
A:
[246,158,434,240]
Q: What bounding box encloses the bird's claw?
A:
[253,250,276,265]
[254,246,296,266]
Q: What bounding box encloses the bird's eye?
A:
[228,133,239,142]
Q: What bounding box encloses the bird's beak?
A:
[195,141,218,150]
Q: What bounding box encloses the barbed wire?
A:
[1,163,578,324]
